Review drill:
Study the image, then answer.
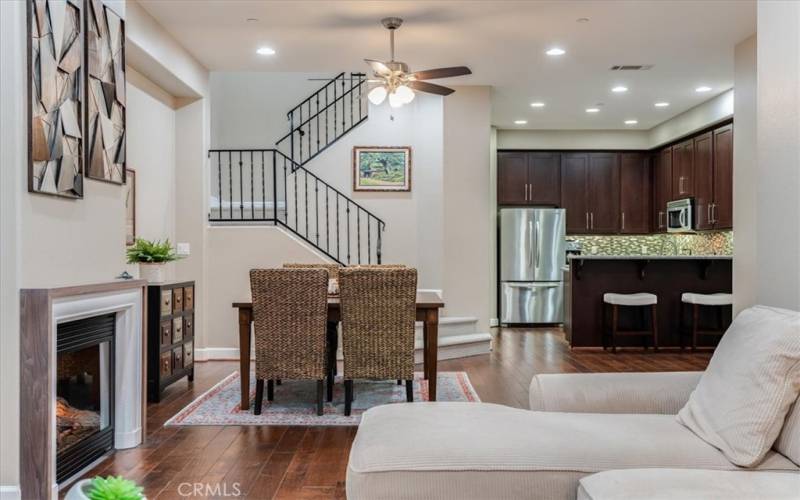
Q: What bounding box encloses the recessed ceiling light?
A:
[514,120,528,125]
[624,119,638,125]
[546,47,566,56]
[585,108,600,113]
[654,101,670,107]
[576,17,590,23]
[246,18,259,22]
[530,102,546,108]
[695,86,712,92]
[256,46,276,56]
[611,86,628,93]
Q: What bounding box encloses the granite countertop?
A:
[568,255,732,260]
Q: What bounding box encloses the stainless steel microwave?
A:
[667,198,695,233]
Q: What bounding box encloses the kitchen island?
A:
[564,255,732,348]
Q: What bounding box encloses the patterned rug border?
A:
[165,370,480,427]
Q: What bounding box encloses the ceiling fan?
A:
[365,17,472,108]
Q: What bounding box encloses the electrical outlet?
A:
[177,243,191,256]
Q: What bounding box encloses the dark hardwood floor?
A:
[74,328,711,499]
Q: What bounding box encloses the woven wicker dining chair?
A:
[282,262,342,401]
[249,268,328,416]
[338,267,418,416]
[283,262,342,279]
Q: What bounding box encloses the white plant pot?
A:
[64,478,147,500]
[139,262,165,283]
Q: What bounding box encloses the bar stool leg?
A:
[692,304,699,352]
[611,304,619,353]
[601,302,607,350]
[651,304,659,352]
[679,302,685,350]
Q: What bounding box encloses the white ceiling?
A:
[138,0,755,130]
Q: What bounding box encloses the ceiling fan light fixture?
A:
[388,91,405,108]
[368,86,388,105]
[395,85,415,104]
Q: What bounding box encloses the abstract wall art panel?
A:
[27,0,85,198]
[86,0,126,184]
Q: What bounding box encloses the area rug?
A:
[165,371,480,427]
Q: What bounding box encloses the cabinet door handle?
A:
[585,212,589,230]
[711,203,717,224]
[658,211,664,228]
[590,212,594,230]
[524,184,529,201]
[707,204,712,224]
[527,183,532,201]
[621,212,626,230]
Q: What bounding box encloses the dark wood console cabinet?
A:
[147,280,195,402]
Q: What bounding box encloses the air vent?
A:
[610,65,654,71]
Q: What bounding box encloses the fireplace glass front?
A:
[56,313,115,484]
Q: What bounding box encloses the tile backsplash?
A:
[568,231,732,256]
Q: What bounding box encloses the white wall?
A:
[497,129,650,150]
[210,72,330,148]
[0,0,209,493]
[754,0,800,310]
[0,0,25,491]
[733,35,757,314]
[649,89,734,148]
[442,87,493,330]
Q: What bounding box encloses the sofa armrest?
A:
[529,371,702,414]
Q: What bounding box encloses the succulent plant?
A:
[87,476,144,500]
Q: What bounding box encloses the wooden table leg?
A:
[238,308,252,410]
[425,308,439,401]
[422,318,430,380]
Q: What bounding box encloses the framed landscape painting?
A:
[353,146,411,192]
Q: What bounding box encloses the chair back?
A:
[249,268,328,380]
[283,262,342,280]
[339,267,417,380]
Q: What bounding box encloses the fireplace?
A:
[56,313,116,484]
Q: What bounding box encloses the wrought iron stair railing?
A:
[276,72,368,169]
[208,149,384,265]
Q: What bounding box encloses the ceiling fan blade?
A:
[409,81,455,96]
[364,59,391,76]
[410,66,472,80]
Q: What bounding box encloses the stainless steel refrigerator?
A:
[500,208,566,324]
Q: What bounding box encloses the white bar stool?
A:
[680,292,733,351]
[602,293,659,353]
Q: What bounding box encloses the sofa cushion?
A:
[677,305,800,467]
[346,403,798,500]
[775,400,800,466]
[577,469,800,500]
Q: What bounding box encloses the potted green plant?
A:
[65,476,145,500]
[126,238,180,283]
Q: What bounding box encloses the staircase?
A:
[208,73,382,265]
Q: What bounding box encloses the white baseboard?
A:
[0,486,21,500]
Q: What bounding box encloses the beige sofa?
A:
[347,371,799,499]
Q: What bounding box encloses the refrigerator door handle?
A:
[527,219,534,269]
[534,219,541,270]
[506,283,559,288]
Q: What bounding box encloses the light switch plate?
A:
[177,242,191,256]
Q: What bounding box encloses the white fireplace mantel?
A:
[20,280,148,500]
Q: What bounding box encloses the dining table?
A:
[232,290,445,410]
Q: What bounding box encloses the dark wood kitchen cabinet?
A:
[712,124,733,229]
[672,138,695,198]
[497,152,528,205]
[497,152,560,206]
[653,147,673,232]
[560,152,619,234]
[561,153,590,233]
[693,131,714,230]
[587,153,620,233]
[619,152,651,234]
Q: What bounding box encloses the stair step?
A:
[413,332,493,363]
[415,316,479,338]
